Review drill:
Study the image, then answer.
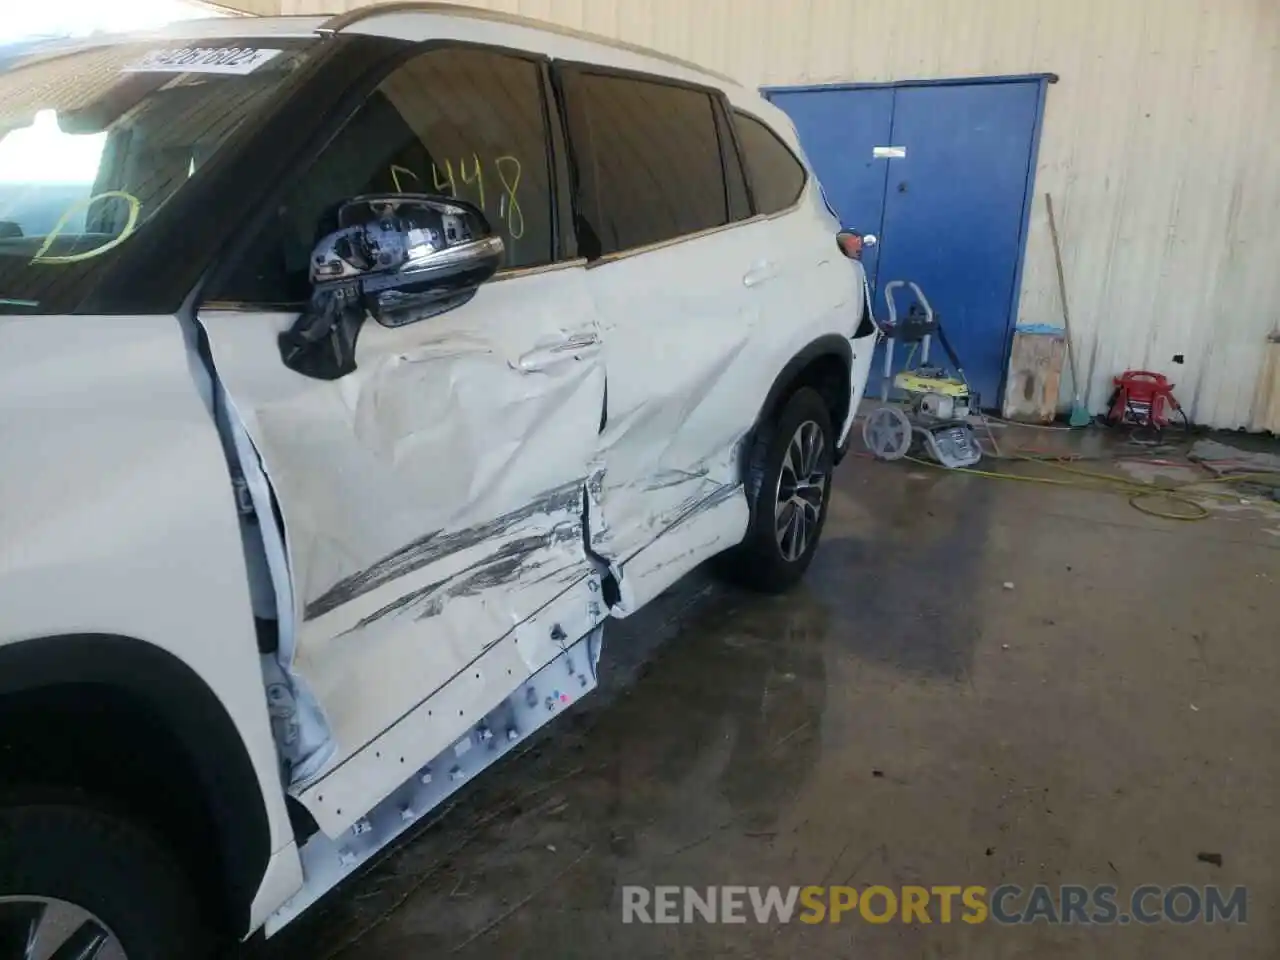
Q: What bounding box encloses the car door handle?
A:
[743,261,777,288]
[514,332,602,373]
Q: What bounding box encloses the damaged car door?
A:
[558,67,758,604]
[197,47,604,818]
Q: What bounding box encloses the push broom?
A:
[1045,193,1093,427]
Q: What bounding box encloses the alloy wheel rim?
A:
[774,419,828,562]
[0,896,126,960]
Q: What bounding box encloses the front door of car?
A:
[197,47,604,811]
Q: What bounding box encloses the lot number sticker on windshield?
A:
[122,47,283,75]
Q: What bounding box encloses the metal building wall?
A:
[227,0,1280,429]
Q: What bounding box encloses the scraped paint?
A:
[307,481,582,621]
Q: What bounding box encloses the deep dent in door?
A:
[200,304,605,795]
[258,334,600,615]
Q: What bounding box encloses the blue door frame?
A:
[765,74,1054,407]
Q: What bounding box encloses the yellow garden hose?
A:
[901,452,1279,522]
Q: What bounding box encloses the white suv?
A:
[0,5,874,954]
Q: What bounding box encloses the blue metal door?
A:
[769,78,1046,408]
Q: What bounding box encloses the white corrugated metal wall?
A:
[228,0,1280,428]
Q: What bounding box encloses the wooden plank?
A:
[1250,337,1280,433]
[1002,329,1066,424]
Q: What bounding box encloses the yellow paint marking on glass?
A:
[495,156,523,239]
[431,159,457,197]
[459,153,485,215]
[392,155,525,237]
[31,191,141,264]
[390,164,420,193]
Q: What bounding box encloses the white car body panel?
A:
[249,843,304,933]
[0,313,295,858]
[586,224,762,568]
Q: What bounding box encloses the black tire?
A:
[719,386,836,592]
[0,801,211,959]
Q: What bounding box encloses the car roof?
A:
[0,16,329,68]
[322,2,740,88]
[11,5,740,91]
[132,15,331,40]
[316,4,802,138]
[4,5,799,147]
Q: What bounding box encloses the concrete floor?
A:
[267,429,1280,959]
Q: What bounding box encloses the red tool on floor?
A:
[1105,370,1186,431]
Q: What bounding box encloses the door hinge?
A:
[232,475,256,518]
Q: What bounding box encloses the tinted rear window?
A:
[563,71,729,256]
[733,110,807,215]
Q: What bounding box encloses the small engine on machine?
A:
[862,281,983,469]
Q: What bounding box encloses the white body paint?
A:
[0,9,875,940]
[0,314,299,932]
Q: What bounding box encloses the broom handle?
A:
[1045,193,1083,393]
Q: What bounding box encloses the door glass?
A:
[732,111,807,215]
[563,72,728,256]
[217,48,554,304]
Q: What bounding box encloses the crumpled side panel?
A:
[296,479,593,758]
[199,289,605,773]
[249,335,602,617]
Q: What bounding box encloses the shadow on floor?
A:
[259,427,1280,960]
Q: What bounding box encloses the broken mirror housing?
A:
[280,194,504,380]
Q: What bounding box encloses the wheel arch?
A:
[749,334,853,464]
[0,633,273,939]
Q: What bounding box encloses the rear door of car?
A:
[555,65,764,606]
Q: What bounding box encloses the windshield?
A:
[0,37,318,313]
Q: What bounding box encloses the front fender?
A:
[0,312,296,931]
[0,633,277,935]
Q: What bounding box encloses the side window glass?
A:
[564,72,728,256]
[732,111,807,216]
[216,48,553,304]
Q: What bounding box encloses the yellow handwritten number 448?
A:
[390,156,524,240]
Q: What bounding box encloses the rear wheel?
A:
[0,802,209,960]
[719,387,835,592]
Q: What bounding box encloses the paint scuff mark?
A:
[340,573,454,636]
[664,481,742,535]
[645,465,711,491]
[415,529,574,623]
[305,480,583,621]
[339,521,583,636]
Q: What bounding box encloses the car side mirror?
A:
[278,194,504,380]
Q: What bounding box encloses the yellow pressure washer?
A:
[862,281,983,468]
